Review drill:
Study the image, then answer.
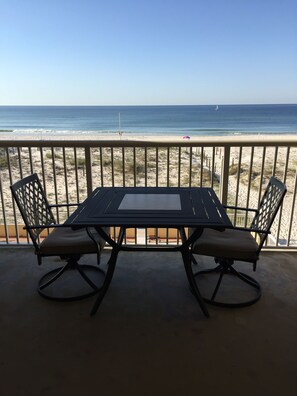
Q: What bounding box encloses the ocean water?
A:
[0,104,297,137]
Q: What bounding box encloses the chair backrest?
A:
[10,173,56,249]
[250,176,287,250]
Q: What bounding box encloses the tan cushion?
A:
[191,227,259,262]
[39,226,108,256]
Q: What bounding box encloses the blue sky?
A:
[1,0,296,105]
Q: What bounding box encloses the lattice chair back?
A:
[250,176,287,250]
[11,173,56,250]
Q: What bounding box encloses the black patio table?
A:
[66,186,232,317]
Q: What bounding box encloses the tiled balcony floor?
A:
[0,246,297,396]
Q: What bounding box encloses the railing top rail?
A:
[1,135,297,148]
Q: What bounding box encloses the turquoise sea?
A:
[0,104,297,137]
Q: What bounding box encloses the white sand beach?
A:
[1,130,297,143]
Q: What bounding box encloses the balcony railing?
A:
[1,135,297,248]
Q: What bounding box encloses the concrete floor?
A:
[0,246,297,396]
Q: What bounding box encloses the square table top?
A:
[66,186,232,229]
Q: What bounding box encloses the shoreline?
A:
[1,132,297,143]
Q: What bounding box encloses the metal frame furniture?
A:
[191,176,287,307]
[66,186,233,317]
[11,173,107,301]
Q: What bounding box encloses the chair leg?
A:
[39,263,70,290]
[229,266,260,288]
[38,257,106,302]
[193,258,262,308]
[76,263,101,290]
[210,268,225,301]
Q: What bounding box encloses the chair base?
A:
[38,263,105,302]
[194,264,262,308]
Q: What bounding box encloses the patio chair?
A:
[11,173,108,302]
[190,176,287,307]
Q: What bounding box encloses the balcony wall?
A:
[1,135,297,248]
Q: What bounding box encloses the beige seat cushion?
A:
[191,227,259,262]
[39,226,108,256]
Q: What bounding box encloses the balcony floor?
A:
[0,246,297,396]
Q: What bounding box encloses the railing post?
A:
[220,145,230,205]
[85,147,93,196]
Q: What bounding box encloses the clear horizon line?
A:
[0,102,297,107]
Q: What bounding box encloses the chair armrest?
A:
[223,205,258,214]
[49,203,80,208]
[24,223,70,230]
[232,226,270,234]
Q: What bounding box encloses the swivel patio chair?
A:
[11,173,108,301]
[190,176,287,307]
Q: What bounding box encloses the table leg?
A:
[90,227,125,316]
[180,245,209,318]
[179,228,210,318]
